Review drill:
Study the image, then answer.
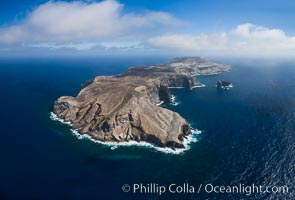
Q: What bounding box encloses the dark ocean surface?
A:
[0,56,294,200]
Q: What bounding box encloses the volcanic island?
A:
[52,57,230,150]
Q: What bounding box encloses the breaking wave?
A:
[50,112,201,155]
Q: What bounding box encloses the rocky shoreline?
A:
[52,57,230,150]
[50,112,201,154]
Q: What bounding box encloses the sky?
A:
[0,0,295,57]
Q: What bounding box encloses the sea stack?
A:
[216,81,233,89]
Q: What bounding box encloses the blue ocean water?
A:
[0,57,294,200]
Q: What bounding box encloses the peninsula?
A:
[53,57,230,150]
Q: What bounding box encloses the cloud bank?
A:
[149,23,295,56]
[0,0,181,43]
[0,0,295,57]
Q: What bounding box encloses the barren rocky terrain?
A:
[53,57,230,149]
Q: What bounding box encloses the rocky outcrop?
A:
[216,81,233,89]
[53,57,230,149]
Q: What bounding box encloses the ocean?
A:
[0,56,294,200]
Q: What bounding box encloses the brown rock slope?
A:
[53,57,230,149]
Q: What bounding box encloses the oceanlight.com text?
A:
[121,183,289,196]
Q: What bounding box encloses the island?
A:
[216,81,233,89]
[52,57,230,150]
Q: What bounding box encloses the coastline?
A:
[50,112,201,155]
[52,57,230,152]
[193,69,231,76]
[191,84,206,89]
[169,84,206,89]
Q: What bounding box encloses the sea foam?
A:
[191,84,206,89]
[170,95,180,106]
[50,112,201,155]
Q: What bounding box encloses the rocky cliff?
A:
[53,57,230,149]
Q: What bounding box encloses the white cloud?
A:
[101,41,143,49]
[24,42,100,51]
[1,1,295,57]
[149,23,295,56]
[149,33,229,51]
[232,23,286,40]
[0,0,181,44]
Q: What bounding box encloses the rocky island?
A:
[216,81,233,89]
[52,57,230,150]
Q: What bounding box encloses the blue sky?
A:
[1,0,295,56]
[123,0,295,34]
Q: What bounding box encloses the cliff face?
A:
[53,57,230,149]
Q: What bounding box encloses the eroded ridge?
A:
[53,57,230,149]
